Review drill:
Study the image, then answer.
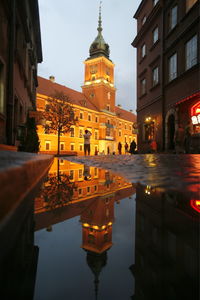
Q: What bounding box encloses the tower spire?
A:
[97,1,102,33]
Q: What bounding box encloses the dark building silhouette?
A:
[0,0,42,149]
[132,0,200,153]
[132,184,199,300]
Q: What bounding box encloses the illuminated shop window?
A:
[144,122,155,141]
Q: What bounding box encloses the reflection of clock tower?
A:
[82,4,116,113]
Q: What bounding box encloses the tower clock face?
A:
[90,65,97,74]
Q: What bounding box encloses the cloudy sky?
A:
[38,0,141,113]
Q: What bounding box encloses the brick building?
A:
[0,0,42,149]
[36,5,136,155]
[132,0,200,153]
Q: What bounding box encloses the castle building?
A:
[36,5,136,155]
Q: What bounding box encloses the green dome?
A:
[89,4,110,59]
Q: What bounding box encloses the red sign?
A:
[191,101,200,125]
[190,200,200,213]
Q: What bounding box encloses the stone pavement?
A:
[63,154,200,198]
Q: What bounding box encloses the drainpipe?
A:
[6,0,16,145]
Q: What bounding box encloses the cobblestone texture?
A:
[63,154,200,198]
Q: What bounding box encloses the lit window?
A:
[152,67,159,86]
[79,129,83,138]
[70,127,75,137]
[185,35,197,70]
[0,61,5,113]
[170,6,178,30]
[78,169,83,178]
[186,0,197,12]
[153,26,159,44]
[69,170,74,180]
[144,122,155,141]
[169,53,177,81]
[45,141,51,150]
[153,0,159,6]
[141,78,146,95]
[141,43,146,58]
[60,142,65,151]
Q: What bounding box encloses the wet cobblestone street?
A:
[63,154,200,197]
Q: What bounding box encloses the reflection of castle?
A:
[34,158,135,299]
[131,184,199,300]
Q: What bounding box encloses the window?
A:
[106,104,110,111]
[152,67,159,86]
[125,124,127,129]
[94,167,98,176]
[88,114,91,121]
[119,130,122,137]
[69,170,74,180]
[95,131,98,140]
[129,125,132,131]
[87,186,90,193]
[88,234,95,244]
[153,26,158,44]
[94,185,97,192]
[169,53,177,81]
[80,112,83,119]
[186,0,197,12]
[60,142,65,151]
[70,127,75,137]
[142,15,147,25]
[78,188,82,195]
[141,78,146,95]
[95,116,98,122]
[144,122,155,141]
[45,141,51,150]
[79,129,83,138]
[170,6,178,30]
[185,35,197,70]
[70,144,75,151]
[0,61,5,113]
[79,144,83,151]
[153,0,159,6]
[141,43,146,58]
[78,169,83,178]
[59,159,64,165]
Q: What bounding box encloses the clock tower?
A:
[82,3,116,113]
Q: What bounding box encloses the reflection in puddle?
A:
[0,158,199,300]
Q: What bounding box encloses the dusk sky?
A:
[38,0,141,113]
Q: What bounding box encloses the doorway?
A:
[168,114,175,150]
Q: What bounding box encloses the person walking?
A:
[83,129,92,155]
[118,142,122,155]
[125,142,129,154]
[129,140,137,154]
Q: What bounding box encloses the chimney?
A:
[118,104,122,108]
[49,75,55,83]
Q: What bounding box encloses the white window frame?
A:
[152,66,159,86]
[141,43,146,58]
[170,5,178,30]
[169,53,177,81]
[185,35,197,70]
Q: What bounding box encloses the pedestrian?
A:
[184,120,192,154]
[129,140,137,154]
[150,140,157,153]
[125,142,129,154]
[118,142,122,155]
[83,129,92,155]
[174,124,184,153]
